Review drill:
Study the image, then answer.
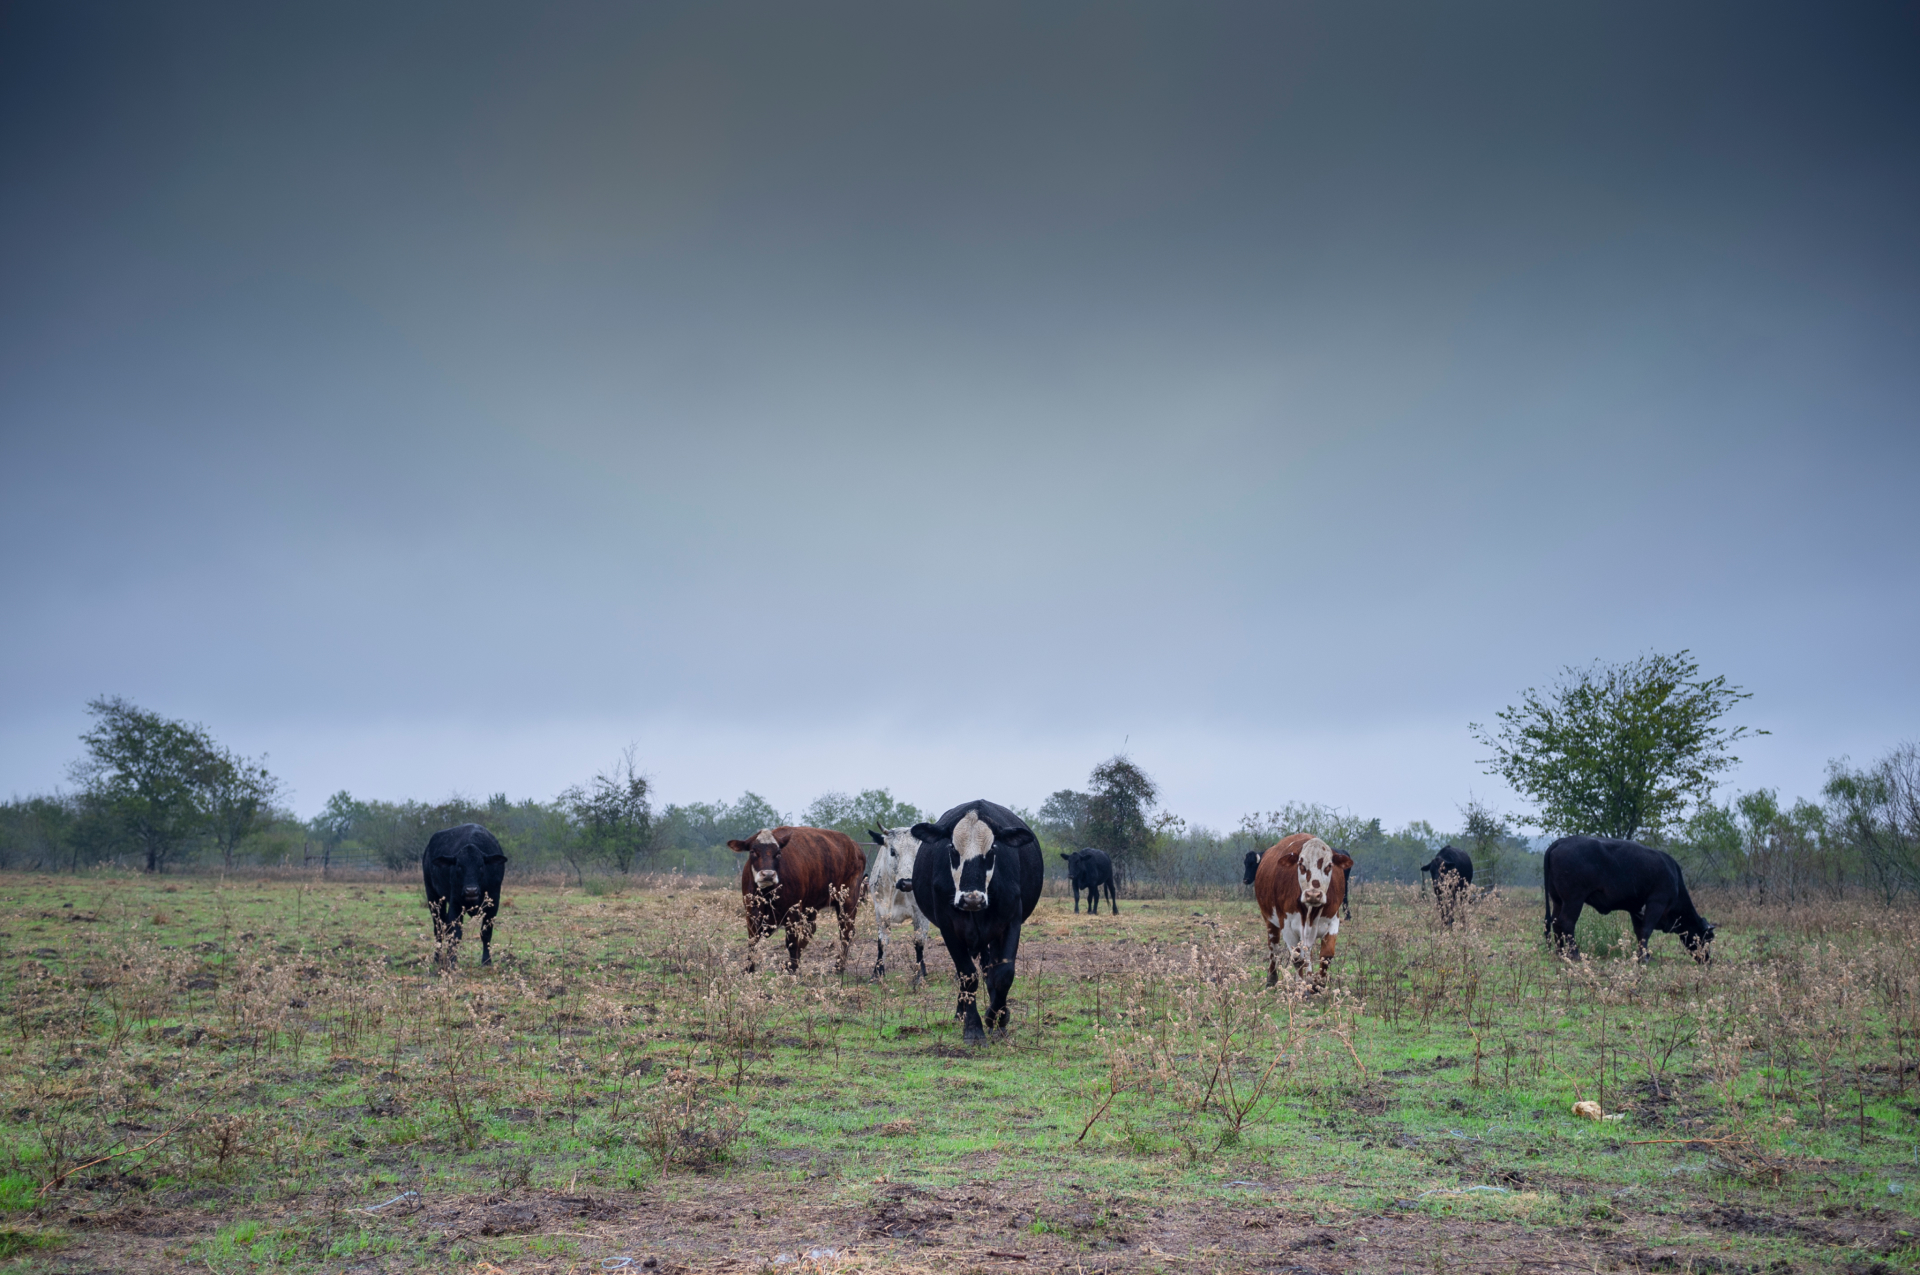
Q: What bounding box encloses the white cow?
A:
[866,826,933,981]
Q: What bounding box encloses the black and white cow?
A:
[1543,835,1715,963]
[422,823,508,965]
[866,826,933,981]
[1059,848,1118,914]
[910,799,1045,1042]
[1419,844,1474,926]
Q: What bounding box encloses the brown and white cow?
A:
[1250,832,1353,987]
[727,826,867,974]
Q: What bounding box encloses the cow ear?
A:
[727,840,750,853]
[1332,852,1354,871]
[869,829,886,845]
[997,828,1036,849]
[774,829,794,848]
[909,822,940,842]
[484,852,507,864]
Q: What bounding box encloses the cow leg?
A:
[1106,882,1118,914]
[938,930,986,1041]
[1631,909,1657,962]
[1280,914,1311,982]
[981,923,1024,1036]
[744,894,771,973]
[1265,920,1282,987]
[835,899,857,975]
[1314,915,1340,984]
[1550,900,1583,960]
[1072,886,1081,914]
[874,923,888,979]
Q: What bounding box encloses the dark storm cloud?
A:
[2,3,1915,824]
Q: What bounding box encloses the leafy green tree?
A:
[203,750,283,871]
[1459,797,1510,888]
[309,790,366,871]
[802,788,924,837]
[1086,756,1158,883]
[563,747,653,874]
[1037,789,1090,846]
[654,792,789,851]
[70,696,222,873]
[1825,744,1920,904]
[1471,651,1761,842]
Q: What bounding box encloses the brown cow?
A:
[1251,832,1353,987]
[727,826,867,973]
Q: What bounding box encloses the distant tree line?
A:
[4,684,1912,903]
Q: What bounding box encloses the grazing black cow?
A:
[910,799,1045,1042]
[1420,845,1475,926]
[422,823,508,966]
[1542,835,1714,963]
[1060,848,1118,914]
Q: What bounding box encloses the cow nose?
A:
[895,878,913,892]
[956,891,988,912]
[463,886,480,900]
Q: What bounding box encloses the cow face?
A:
[1242,849,1262,885]
[727,829,785,891]
[868,827,919,894]
[948,810,996,911]
[1682,918,1716,963]
[1291,837,1342,908]
[433,838,506,912]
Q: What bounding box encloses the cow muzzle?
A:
[462,887,481,905]
[1302,891,1325,907]
[895,878,913,892]
[955,890,989,912]
[754,871,779,889]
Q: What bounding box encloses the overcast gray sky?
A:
[2,2,1915,831]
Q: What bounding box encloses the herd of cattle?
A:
[421,801,1717,1041]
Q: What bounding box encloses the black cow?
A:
[1060,848,1118,914]
[1542,835,1714,963]
[422,823,508,966]
[1420,845,1475,925]
[910,799,1045,1042]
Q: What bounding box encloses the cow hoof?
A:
[963,1027,987,1044]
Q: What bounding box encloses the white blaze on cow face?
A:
[1295,837,1336,908]
[868,828,922,927]
[751,828,780,890]
[949,810,995,911]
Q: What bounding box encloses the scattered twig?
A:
[38,1119,191,1195]
[985,1251,1029,1261]
[1626,1137,1747,1146]
[359,1189,420,1213]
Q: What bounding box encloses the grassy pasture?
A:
[1,869,1918,1273]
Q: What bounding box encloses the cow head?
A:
[727,829,785,891]
[1681,917,1716,963]
[432,834,507,912]
[1287,837,1349,909]
[868,827,919,893]
[1242,849,1262,885]
[943,810,997,911]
